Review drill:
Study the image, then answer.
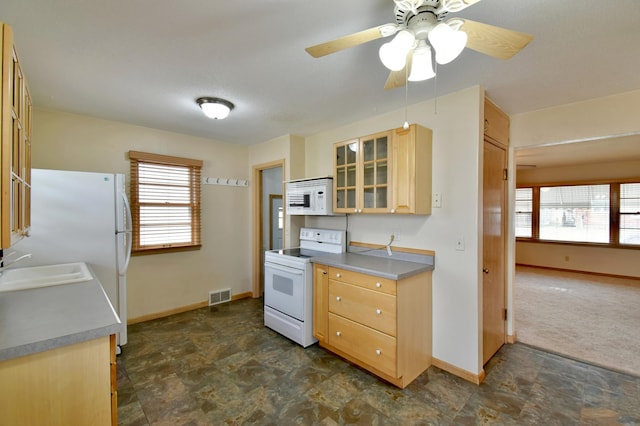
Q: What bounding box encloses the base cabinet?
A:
[0,335,117,426]
[313,264,432,388]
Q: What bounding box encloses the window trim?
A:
[129,150,203,255]
[516,179,640,250]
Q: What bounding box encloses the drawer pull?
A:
[376,309,382,315]
[336,296,342,302]
[376,282,381,288]
[375,349,382,356]
[336,273,342,278]
[336,331,342,337]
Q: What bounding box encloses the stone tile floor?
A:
[117,298,640,425]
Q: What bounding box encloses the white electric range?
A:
[264,227,346,347]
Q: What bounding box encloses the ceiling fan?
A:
[305,0,533,89]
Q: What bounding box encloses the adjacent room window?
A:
[539,184,609,243]
[515,188,533,238]
[517,181,639,248]
[620,183,640,246]
[129,151,203,253]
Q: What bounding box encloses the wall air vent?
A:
[209,288,232,306]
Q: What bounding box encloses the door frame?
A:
[252,159,285,298]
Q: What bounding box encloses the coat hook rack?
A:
[202,176,249,187]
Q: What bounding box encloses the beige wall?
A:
[511,91,640,279]
[31,108,252,320]
[304,86,486,376]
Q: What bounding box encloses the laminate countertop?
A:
[311,250,434,280]
[0,277,121,362]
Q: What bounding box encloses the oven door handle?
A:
[265,262,305,276]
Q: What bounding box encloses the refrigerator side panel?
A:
[13,169,125,345]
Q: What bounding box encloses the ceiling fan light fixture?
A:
[408,41,435,81]
[428,22,467,65]
[379,30,415,71]
[196,97,234,119]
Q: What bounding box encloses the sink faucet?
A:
[0,253,32,273]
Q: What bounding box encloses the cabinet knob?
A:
[336,331,341,337]
[390,208,395,214]
[376,282,381,288]
[483,268,489,274]
[336,296,341,302]
[336,273,342,278]
[375,349,382,356]
[354,208,358,213]
[376,309,382,315]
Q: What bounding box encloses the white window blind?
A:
[539,184,609,243]
[129,151,202,253]
[620,183,640,245]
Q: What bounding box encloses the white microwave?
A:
[285,177,333,215]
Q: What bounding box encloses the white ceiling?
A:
[2,0,640,156]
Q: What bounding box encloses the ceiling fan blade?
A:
[305,24,396,58]
[384,69,407,90]
[441,0,482,13]
[384,52,412,90]
[457,18,533,60]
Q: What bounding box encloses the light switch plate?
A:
[433,193,442,208]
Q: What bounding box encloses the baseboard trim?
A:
[431,357,486,385]
[128,292,253,324]
[516,263,640,281]
[507,333,517,344]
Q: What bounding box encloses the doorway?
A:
[252,160,285,298]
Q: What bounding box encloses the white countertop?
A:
[0,278,121,361]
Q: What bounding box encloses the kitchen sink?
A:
[0,262,93,293]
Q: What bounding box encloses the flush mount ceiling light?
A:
[305,0,533,90]
[196,97,234,120]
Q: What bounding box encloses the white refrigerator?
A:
[12,169,132,349]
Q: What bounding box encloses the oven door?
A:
[264,261,305,321]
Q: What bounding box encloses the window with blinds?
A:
[129,151,202,253]
[515,188,533,238]
[538,184,610,243]
[620,183,640,246]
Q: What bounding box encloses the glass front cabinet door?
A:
[334,139,359,212]
[334,131,392,214]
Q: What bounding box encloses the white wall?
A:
[262,167,283,251]
[304,86,485,376]
[30,108,252,320]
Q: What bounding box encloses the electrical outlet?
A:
[455,237,465,251]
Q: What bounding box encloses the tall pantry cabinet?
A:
[0,22,32,249]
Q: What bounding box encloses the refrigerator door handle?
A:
[119,191,133,274]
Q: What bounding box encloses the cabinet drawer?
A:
[329,267,396,295]
[329,280,396,336]
[329,313,397,377]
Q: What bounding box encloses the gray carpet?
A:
[515,265,640,377]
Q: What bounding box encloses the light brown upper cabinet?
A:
[1,22,32,249]
[333,124,432,215]
[484,97,509,146]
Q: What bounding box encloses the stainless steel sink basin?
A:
[0,262,93,292]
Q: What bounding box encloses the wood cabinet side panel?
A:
[0,336,112,426]
[313,263,329,343]
[1,24,14,248]
[413,125,432,214]
[397,271,433,384]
